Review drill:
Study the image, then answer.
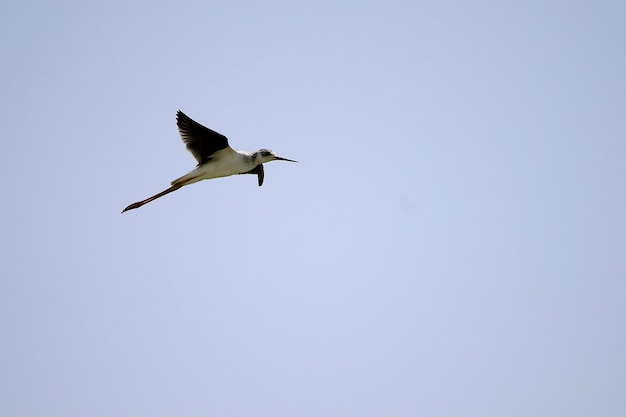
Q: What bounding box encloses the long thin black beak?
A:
[275,156,298,162]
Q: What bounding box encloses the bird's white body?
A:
[172,149,254,187]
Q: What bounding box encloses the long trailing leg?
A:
[121,184,183,213]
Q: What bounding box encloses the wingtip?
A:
[176,109,188,122]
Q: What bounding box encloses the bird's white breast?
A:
[171,149,254,186]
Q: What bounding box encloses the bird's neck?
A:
[236,150,259,167]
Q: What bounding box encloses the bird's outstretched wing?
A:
[176,110,231,165]
[238,164,265,186]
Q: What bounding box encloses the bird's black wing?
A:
[238,164,264,186]
[176,110,231,165]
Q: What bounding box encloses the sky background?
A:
[1,1,625,416]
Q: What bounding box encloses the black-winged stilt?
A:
[122,110,297,213]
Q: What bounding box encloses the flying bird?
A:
[122,110,297,213]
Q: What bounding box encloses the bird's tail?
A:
[171,171,203,187]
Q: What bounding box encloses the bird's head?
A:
[254,149,298,164]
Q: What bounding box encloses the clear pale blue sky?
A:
[1,1,625,416]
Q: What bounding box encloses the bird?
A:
[122,110,297,213]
